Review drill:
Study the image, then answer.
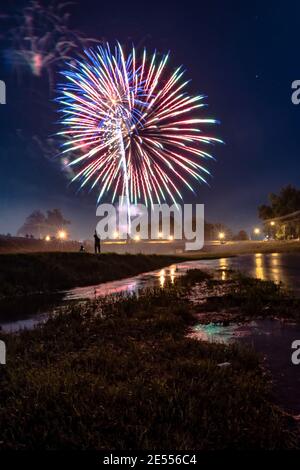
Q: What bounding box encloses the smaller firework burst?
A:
[5,0,98,90]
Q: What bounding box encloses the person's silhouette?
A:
[94,230,101,254]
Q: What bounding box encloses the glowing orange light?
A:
[58,230,67,240]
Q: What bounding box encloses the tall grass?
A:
[0,273,296,450]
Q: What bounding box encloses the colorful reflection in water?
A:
[190,319,300,414]
[189,323,234,343]
[66,264,182,301]
[65,278,139,300]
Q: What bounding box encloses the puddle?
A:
[190,319,300,415]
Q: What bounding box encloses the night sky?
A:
[1,0,300,240]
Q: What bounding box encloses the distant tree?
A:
[17,210,47,238]
[258,185,300,220]
[204,222,215,240]
[232,230,249,241]
[258,204,274,220]
[18,209,71,238]
[45,209,70,230]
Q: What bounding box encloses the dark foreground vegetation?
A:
[0,252,182,298]
[0,270,298,450]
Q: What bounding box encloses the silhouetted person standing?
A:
[94,230,101,254]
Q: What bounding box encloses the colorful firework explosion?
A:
[57,43,222,208]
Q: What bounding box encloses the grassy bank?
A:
[0,252,183,298]
[189,270,300,323]
[0,271,297,450]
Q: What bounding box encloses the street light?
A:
[253,228,260,235]
[270,221,275,226]
[58,230,67,240]
[218,232,225,244]
[45,235,51,242]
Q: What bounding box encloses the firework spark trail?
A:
[5,0,98,90]
[57,43,222,227]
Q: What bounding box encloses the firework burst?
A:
[57,43,222,208]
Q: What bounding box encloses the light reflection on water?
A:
[216,252,294,291]
[65,263,180,301]
[190,320,274,345]
[159,269,166,288]
[255,253,264,280]
[66,252,300,302]
[219,257,228,281]
[1,252,300,332]
[190,319,300,415]
[190,322,235,343]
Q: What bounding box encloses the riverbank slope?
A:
[0,252,183,298]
